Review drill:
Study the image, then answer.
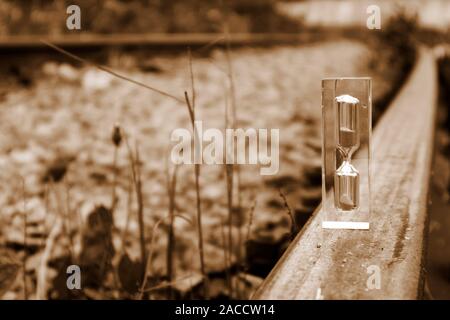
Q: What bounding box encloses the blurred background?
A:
[0,0,449,35]
[0,0,448,300]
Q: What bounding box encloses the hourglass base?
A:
[322,221,370,230]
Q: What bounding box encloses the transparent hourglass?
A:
[334,94,360,211]
[321,78,371,230]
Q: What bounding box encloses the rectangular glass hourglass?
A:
[321,78,371,229]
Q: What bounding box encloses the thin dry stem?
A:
[138,214,191,299]
[43,183,50,239]
[220,78,235,297]
[142,274,194,293]
[243,197,257,276]
[134,143,146,267]
[49,181,73,261]
[165,35,226,74]
[279,190,297,236]
[223,32,240,297]
[184,50,209,299]
[188,48,196,110]
[165,161,179,299]
[21,178,28,300]
[245,197,257,247]
[63,177,76,257]
[123,134,146,284]
[220,217,231,297]
[36,219,62,299]
[224,162,234,295]
[221,8,245,298]
[185,91,208,298]
[41,40,183,103]
[120,166,134,254]
[111,145,119,212]
[137,216,164,300]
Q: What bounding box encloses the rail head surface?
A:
[253,48,438,300]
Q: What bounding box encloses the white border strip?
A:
[322,221,370,230]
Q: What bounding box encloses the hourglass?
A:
[334,94,360,211]
[321,78,371,230]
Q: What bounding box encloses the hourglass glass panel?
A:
[336,94,360,150]
[321,78,371,230]
[335,94,360,211]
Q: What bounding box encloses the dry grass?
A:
[223,80,234,297]
[183,57,209,296]
[165,160,179,299]
[38,39,219,300]
[37,25,268,300]
[21,177,28,300]
[123,134,146,271]
[137,213,191,299]
[279,190,297,237]
[110,124,122,212]
[41,41,184,103]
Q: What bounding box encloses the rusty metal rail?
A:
[253,47,438,300]
[0,33,312,49]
